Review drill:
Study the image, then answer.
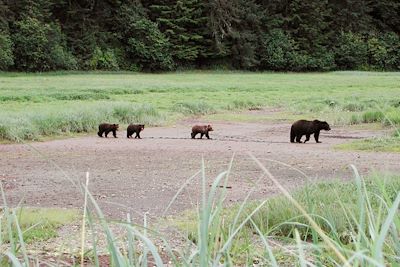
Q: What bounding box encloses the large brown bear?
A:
[290,120,331,143]
[127,124,145,139]
[191,125,213,139]
[98,123,119,138]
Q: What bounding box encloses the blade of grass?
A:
[249,218,278,267]
[373,192,400,263]
[294,229,308,267]
[80,172,89,266]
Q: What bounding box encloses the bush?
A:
[334,32,368,70]
[88,47,119,71]
[259,30,297,71]
[0,32,13,70]
[11,17,76,71]
[367,32,400,70]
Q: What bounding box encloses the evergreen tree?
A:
[149,0,206,64]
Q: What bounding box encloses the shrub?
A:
[259,30,297,71]
[0,32,13,70]
[368,32,400,70]
[89,47,119,71]
[11,17,76,71]
[334,32,368,70]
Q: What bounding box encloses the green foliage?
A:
[126,19,173,71]
[11,17,76,71]
[0,32,13,70]
[0,0,398,71]
[367,32,400,70]
[259,30,297,71]
[89,47,119,71]
[334,32,368,69]
[150,0,206,63]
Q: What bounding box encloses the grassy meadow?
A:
[1,71,400,265]
[0,71,399,143]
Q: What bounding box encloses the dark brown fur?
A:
[290,120,331,143]
[191,125,213,139]
[98,123,119,138]
[127,124,145,139]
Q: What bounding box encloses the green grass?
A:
[0,71,399,141]
[336,136,400,152]
[1,207,78,243]
[171,171,400,265]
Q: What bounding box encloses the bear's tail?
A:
[290,127,295,143]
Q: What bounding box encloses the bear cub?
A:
[98,123,119,138]
[290,120,331,143]
[191,125,213,139]
[127,124,145,139]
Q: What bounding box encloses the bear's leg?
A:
[296,135,302,143]
[105,130,110,138]
[127,131,131,138]
[113,130,117,138]
[137,132,141,139]
[98,131,103,137]
[304,134,310,143]
[314,131,321,143]
[290,128,295,143]
[206,132,210,139]
[200,133,204,139]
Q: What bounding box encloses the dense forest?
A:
[0,0,399,72]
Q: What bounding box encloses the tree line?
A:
[0,0,399,72]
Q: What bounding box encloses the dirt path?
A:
[1,120,399,222]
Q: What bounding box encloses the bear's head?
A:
[207,125,213,131]
[319,121,331,131]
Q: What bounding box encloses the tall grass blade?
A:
[3,252,23,267]
[294,229,308,267]
[162,170,201,216]
[249,218,278,267]
[1,183,16,254]
[80,172,90,266]
[126,213,136,267]
[11,209,29,266]
[373,192,400,263]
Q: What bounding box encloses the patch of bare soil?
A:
[1,119,398,222]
